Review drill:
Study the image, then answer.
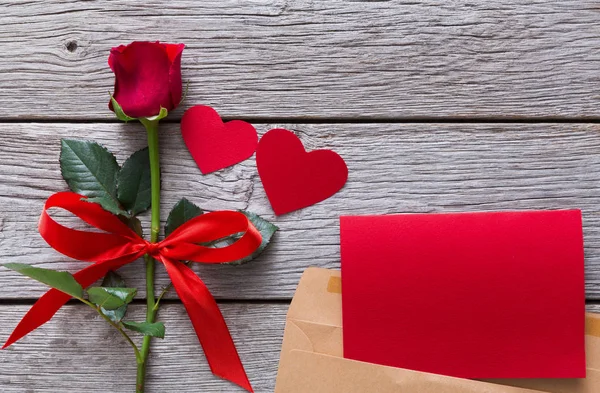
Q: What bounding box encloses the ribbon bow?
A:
[4,192,262,392]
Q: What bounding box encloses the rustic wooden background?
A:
[1,1,600,391]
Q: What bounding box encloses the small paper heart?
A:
[181,105,258,174]
[256,128,348,215]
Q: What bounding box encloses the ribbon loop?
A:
[40,192,143,262]
[4,191,261,392]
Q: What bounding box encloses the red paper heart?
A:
[181,105,258,174]
[256,128,348,215]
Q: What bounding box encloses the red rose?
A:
[109,41,185,118]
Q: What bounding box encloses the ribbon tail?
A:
[3,256,137,349]
[161,257,253,392]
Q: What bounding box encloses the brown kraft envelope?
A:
[275,267,600,393]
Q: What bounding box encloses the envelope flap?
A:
[287,267,342,327]
[281,319,344,358]
[276,350,541,393]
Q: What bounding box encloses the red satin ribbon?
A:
[3,192,261,392]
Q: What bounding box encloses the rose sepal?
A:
[110,95,168,124]
[110,95,136,122]
[145,107,168,122]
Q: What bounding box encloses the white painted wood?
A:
[1,303,598,392]
[1,1,599,119]
[1,122,600,299]
[0,303,287,392]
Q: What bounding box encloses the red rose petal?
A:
[165,44,185,109]
[109,41,183,118]
[108,45,126,71]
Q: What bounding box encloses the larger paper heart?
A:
[256,128,348,215]
[181,105,258,174]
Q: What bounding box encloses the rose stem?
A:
[137,118,161,393]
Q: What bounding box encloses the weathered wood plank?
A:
[0,303,287,392]
[1,0,600,119]
[1,303,598,392]
[1,123,600,299]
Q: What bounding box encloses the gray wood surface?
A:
[2,122,600,299]
[2,1,600,392]
[1,303,598,392]
[1,0,600,120]
[0,303,287,392]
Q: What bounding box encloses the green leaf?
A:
[165,198,203,236]
[117,148,151,216]
[122,321,165,338]
[99,271,128,322]
[101,270,125,288]
[144,106,168,122]
[211,211,279,265]
[4,263,83,298]
[87,287,137,310]
[110,95,136,122]
[232,211,279,265]
[60,139,128,216]
[100,304,127,323]
[119,216,143,238]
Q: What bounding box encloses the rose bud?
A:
[109,41,185,119]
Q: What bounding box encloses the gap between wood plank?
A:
[0,298,292,306]
[1,117,600,124]
[0,299,596,306]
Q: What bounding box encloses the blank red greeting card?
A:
[340,211,586,379]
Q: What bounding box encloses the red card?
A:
[341,211,586,379]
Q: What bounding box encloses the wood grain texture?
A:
[1,303,599,392]
[0,303,287,392]
[1,122,600,299]
[1,0,600,120]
